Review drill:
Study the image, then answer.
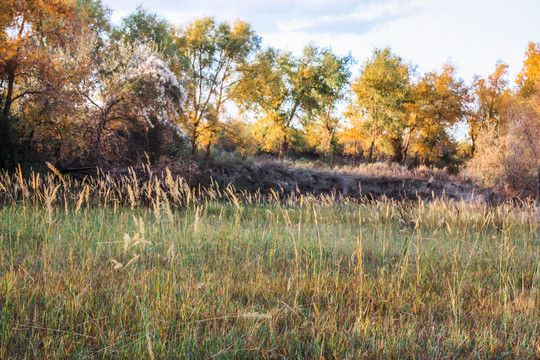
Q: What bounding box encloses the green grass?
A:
[0,168,539,358]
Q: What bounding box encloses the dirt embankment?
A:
[207,162,487,202]
[62,160,488,202]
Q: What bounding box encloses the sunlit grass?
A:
[0,167,538,358]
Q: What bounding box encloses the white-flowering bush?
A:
[82,43,189,163]
[99,44,186,130]
[122,46,187,128]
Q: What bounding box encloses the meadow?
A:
[0,166,538,359]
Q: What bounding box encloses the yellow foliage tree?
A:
[234,45,349,160]
[348,48,412,163]
[468,61,511,156]
[217,118,258,157]
[337,113,371,166]
[408,64,469,165]
[516,42,540,98]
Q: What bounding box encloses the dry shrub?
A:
[465,125,506,188]
[466,98,540,197]
[504,102,540,195]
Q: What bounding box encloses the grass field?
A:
[0,167,539,358]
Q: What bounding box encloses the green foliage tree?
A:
[75,0,111,42]
[349,48,411,163]
[111,6,174,56]
[234,44,343,160]
[174,17,260,158]
[303,49,352,161]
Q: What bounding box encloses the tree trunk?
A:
[280,102,299,161]
[85,99,120,164]
[368,139,375,163]
[471,135,476,158]
[327,124,336,166]
[279,135,288,161]
[2,72,15,118]
[1,63,17,166]
[191,128,198,159]
[324,105,335,160]
[390,137,403,164]
[204,143,212,166]
[402,131,413,164]
[537,168,540,201]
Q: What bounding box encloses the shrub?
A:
[466,97,539,197]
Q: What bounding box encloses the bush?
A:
[504,102,540,195]
[466,99,539,197]
[465,125,507,188]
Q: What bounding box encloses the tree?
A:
[467,94,540,196]
[0,0,101,166]
[408,64,469,165]
[467,44,540,197]
[75,0,111,44]
[111,6,174,57]
[217,118,258,157]
[15,35,96,162]
[338,113,371,166]
[174,17,260,158]
[0,0,88,118]
[303,49,352,161]
[516,41,540,98]
[503,98,540,195]
[349,48,411,163]
[468,61,510,157]
[234,45,340,160]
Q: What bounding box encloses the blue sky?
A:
[103,0,540,85]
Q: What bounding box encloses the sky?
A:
[103,0,540,85]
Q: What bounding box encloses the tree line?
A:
[1,1,538,192]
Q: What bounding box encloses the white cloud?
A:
[104,0,540,82]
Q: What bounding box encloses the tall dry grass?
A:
[0,165,538,358]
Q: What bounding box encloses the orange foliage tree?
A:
[0,0,85,117]
[0,0,97,164]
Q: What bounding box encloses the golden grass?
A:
[0,166,538,358]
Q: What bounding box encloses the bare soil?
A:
[206,162,487,202]
[62,160,490,203]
